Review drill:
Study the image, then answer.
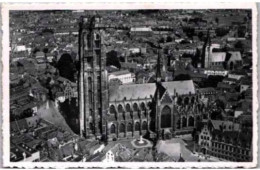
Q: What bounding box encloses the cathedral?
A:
[79,16,205,141]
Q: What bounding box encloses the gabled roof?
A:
[211,120,240,131]
[228,51,242,61]
[109,80,195,101]
[109,70,131,76]
[109,83,156,101]
[163,80,195,96]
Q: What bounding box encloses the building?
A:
[130,27,153,37]
[79,16,205,140]
[108,70,135,84]
[198,119,252,162]
[201,30,243,70]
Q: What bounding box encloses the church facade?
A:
[79,16,206,140]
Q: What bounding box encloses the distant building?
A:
[11,145,40,162]
[108,70,135,84]
[197,119,252,162]
[201,31,243,70]
[130,27,153,37]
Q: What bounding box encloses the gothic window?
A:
[119,123,125,133]
[191,97,195,104]
[188,116,194,126]
[97,76,101,89]
[177,119,181,129]
[95,33,100,40]
[177,97,182,105]
[142,121,147,130]
[147,102,152,110]
[133,103,138,112]
[182,117,187,128]
[95,50,101,65]
[88,90,92,104]
[135,122,141,131]
[109,105,116,114]
[89,122,93,131]
[97,89,101,104]
[87,34,91,48]
[88,77,92,90]
[127,122,132,132]
[184,97,189,105]
[110,124,116,134]
[126,103,131,112]
[140,102,146,111]
[196,116,201,122]
[95,40,100,48]
[161,105,171,128]
[118,104,124,113]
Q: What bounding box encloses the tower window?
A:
[95,34,100,40]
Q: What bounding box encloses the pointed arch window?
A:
[161,105,171,128]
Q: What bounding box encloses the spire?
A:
[156,48,162,83]
[206,29,211,47]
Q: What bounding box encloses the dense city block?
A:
[9,9,252,162]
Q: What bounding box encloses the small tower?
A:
[202,29,212,68]
[156,49,162,84]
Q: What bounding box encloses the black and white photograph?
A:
[1,2,258,168]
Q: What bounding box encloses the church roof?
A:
[109,80,195,101]
[162,80,195,96]
[109,83,156,101]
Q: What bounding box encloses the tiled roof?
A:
[109,70,131,76]
[109,80,195,101]
[211,120,240,131]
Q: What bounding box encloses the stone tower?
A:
[202,29,212,68]
[79,16,109,138]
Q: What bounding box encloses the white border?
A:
[1,2,258,168]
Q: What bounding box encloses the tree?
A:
[237,26,246,37]
[56,53,75,82]
[166,36,173,42]
[215,99,225,110]
[198,32,204,41]
[215,17,219,24]
[174,74,191,81]
[204,75,224,87]
[215,27,229,37]
[158,37,165,43]
[106,50,121,69]
[210,110,224,120]
[234,41,244,49]
[43,48,49,54]
[33,47,40,54]
[182,27,195,38]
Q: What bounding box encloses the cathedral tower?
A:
[79,16,109,138]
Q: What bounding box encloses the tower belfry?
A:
[79,16,108,138]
